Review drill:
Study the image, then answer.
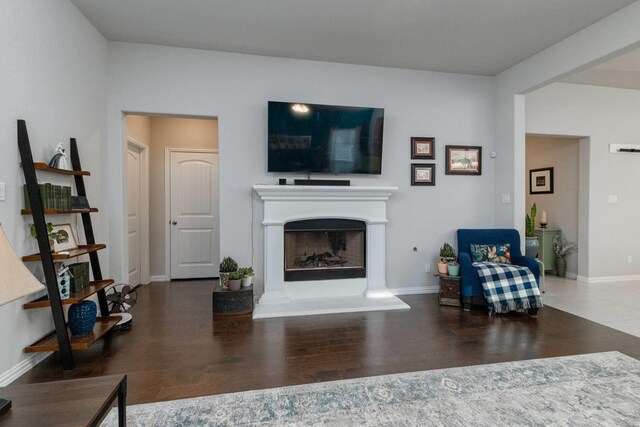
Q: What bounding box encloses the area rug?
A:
[103,352,640,426]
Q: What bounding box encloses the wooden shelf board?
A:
[31,162,90,176]
[22,244,106,262]
[21,208,98,215]
[23,280,114,309]
[25,315,122,353]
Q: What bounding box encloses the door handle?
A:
[171,220,178,225]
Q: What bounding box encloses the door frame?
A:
[127,137,150,285]
[164,147,219,280]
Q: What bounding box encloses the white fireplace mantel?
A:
[252,184,409,319]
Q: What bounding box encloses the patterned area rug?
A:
[103,352,640,426]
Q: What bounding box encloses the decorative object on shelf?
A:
[106,285,138,313]
[540,209,548,228]
[54,263,70,300]
[68,300,97,336]
[71,195,91,211]
[438,242,456,274]
[411,137,435,159]
[525,203,539,258]
[67,262,89,293]
[552,236,577,278]
[445,145,482,175]
[411,164,436,186]
[447,261,460,277]
[239,267,254,287]
[49,223,78,252]
[219,257,238,290]
[47,142,69,170]
[228,271,242,291]
[30,222,56,249]
[529,167,554,194]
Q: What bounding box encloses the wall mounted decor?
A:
[411,137,435,159]
[529,167,554,194]
[445,145,482,175]
[411,163,436,186]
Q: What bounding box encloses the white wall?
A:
[526,82,640,280]
[107,43,495,295]
[525,136,580,276]
[0,1,107,381]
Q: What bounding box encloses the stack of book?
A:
[24,184,72,211]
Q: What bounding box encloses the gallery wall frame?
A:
[529,167,554,194]
[445,145,482,175]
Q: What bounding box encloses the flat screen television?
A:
[267,101,384,174]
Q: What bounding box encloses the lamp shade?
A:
[0,224,45,306]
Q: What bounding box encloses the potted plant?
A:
[438,243,456,274]
[552,236,577,278]
[228,270,242,291]
[447,260,460,277]
[525,203,539,258]
[239,267,254,287]
[218,256,238,290]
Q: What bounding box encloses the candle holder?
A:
[539,221,547,229]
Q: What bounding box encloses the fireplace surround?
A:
[253,184,409,318]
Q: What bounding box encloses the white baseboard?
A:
[576,274,640,283]
[0,352,51,386]
[389,285,439,295]
[150,275,169,282]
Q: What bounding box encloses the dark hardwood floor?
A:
[13,280,640,404]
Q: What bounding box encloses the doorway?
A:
[125,114,219,282]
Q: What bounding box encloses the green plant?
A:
[219,256,238,273]
[553,236,578,258]
[228,271,242,280]
[238,267,254,278]
[439,243,456,261]
[30,223,68,243]
[525,203,537,237]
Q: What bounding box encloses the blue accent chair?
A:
[457,229,540,311]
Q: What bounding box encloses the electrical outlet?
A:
[0,182,5,201]
[608,195,618,204]
[425,263,431,273]
[628,255,633,264]
[501,193,510,204]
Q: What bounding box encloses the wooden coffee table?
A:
[0,374,126,426]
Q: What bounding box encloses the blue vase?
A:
[68,301,97,336]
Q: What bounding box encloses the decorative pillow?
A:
[470,243,511,264]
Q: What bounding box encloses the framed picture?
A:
[50,223,78,252]
[411,137,435,159]
[529,167,554,194]
[411,163,436,186]
[445,145,482,175]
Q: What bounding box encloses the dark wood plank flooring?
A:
[12,280,640,404]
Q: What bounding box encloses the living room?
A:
[2,0,640,424]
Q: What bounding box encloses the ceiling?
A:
[562,48,640,90]
[70,0,635,76]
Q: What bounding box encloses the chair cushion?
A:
[470,243,511,263]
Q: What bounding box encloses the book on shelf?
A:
[23,184,72,211]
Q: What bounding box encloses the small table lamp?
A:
[0,224,46,416]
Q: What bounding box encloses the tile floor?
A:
[543,274,640,338]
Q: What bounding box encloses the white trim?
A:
[577,274,640,284]
[149,275,169,282]
[127,137,150,285]
[0,353,50,386]
[390,285,439,295]
[165,147,219,280]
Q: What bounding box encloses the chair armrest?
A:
[458,252,478,296]
[511,255,540,278]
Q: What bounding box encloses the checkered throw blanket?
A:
[472,262,543,315]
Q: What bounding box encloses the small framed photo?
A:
[529,167,554,194]
[50,223,78,252]
[411,137,435,159]
[445,145,482,175]
[411,163,436,186]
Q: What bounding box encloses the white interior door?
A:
[170,150,219,279]
[127,144,142,286]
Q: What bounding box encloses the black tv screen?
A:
[268,101,384,174]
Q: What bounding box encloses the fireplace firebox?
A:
[284,219,366,281]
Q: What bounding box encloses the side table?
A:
[212,285,253,315]
[434,273,461,307]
